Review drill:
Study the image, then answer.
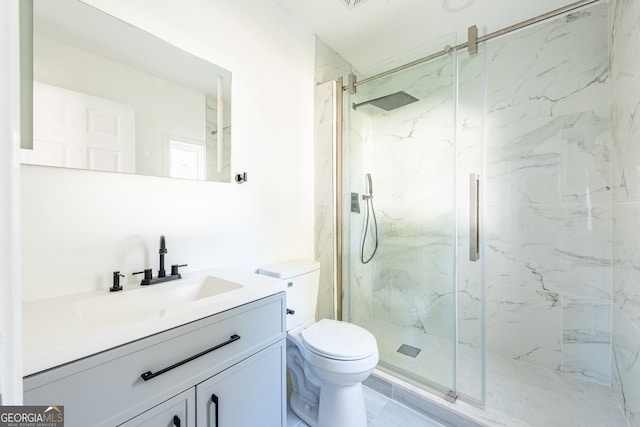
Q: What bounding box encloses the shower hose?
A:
[360,194,379,264]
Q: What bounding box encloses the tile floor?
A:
[286,316,629,426]
[287,386,446,427]
[360,317,629,427]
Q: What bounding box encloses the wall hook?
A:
[235,172,247,184]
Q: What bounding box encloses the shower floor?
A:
[362,317,628,427]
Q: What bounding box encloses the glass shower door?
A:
[342,35,460,396]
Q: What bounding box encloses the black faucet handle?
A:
[133,268,153,281]
[171,264,188,276]
[110,271,125,292]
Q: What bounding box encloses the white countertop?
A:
[22,268,286,376]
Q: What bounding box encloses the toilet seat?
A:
[301,319,377,361]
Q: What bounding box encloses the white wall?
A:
[21,0,316,300]
[0,0,22,404]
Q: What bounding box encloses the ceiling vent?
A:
[340,0,371,10]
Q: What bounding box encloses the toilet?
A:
[258,259,378,427]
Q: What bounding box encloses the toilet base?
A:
[290,391,319,427]
[290,382,367,427]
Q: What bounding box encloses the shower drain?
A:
[397,344,421,358]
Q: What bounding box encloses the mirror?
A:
[22,0,232,182]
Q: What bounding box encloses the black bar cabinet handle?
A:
[140,334,240,381]
[173,415,181,427]
[211,393,219,427]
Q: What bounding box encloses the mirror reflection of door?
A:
[23,82,135,173]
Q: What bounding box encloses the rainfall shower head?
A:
[352,91,419,111]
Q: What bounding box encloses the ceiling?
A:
[271,0,586,71]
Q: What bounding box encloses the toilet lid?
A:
[301,319,377,360]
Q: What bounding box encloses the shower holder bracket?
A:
[468,25,478,55]
[347,73,357,94]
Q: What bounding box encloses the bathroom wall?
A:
[484,3,611,384]
[0,0,22,403]
[20,0,316,300]
[610,0,640,424]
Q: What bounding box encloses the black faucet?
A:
[158,235,167,278]
[133,235,187,286]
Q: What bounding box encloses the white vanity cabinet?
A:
[23,292,286,427]
[195,343,285,426]
[118,388,196,427]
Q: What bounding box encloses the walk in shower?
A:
[330,0,637,425]
[341,29,484,404]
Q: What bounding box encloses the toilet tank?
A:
[258,259,320,332]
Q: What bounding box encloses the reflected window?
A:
[168,139,205,180]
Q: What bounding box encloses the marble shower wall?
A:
[314,1,632,414]
[315,79,337,321]
[346,49,458,343]
[314,38,354,321]
[483,4,611,384]
[610,0,640,424]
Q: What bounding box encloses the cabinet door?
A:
[196,341,285,427]
[119,388,195,427]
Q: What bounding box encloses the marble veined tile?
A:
[377,234,455,277]
[486,3,608,125]
[485,112,610,207]
[372,267,454,340]
[610,0,640,204]
[487,351,628,427]
[562,294,611,384]
[363,386,389,422]
[485,203,612,299]
[356,319,625,427]
[359,53,455,116]
[610,89,640,203]
[612,202,640,330]
[314,81,336,320]
[457,277,482,348]
[370,399,446,427]
[612,306,640,425]
[486,284,561,369]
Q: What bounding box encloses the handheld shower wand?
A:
[364,173,373,198]
[361,173,378,264]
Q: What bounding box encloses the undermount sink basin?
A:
[74,275,244,327]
